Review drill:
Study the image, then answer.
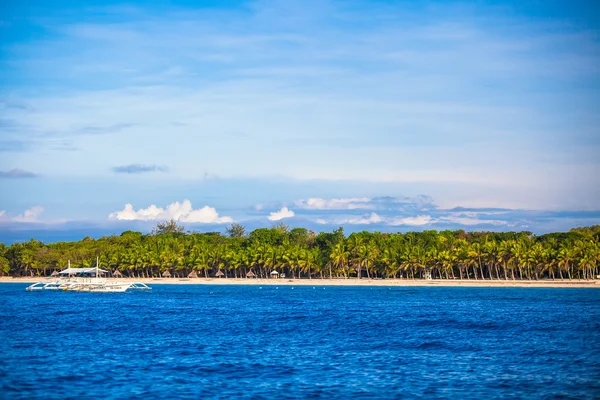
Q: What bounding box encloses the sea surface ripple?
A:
[1,284,599,399]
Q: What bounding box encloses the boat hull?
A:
[72,283,132,292]
[27,279,151,292]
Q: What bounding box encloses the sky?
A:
[0,0,599,243]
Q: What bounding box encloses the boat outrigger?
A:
[26,258,151,292]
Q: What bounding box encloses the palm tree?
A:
[498,240,514,280]
[468,242,485,280]
[483,240,501,280]
[453,239,469,280]
[347,235,363,278]
[330,242,348,279]
[557,243,575,280]
[364,241,380,279]
[264,245,280,276]
[381,248,401,279]
[512,240,530,280]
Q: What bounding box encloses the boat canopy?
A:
[59,267,109,275]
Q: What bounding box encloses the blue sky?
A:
[1,0,599,242]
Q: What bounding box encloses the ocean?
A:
[1,284,599,399]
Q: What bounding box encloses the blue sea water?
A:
[1,284,599,399]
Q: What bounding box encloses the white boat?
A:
[26,258,151,293]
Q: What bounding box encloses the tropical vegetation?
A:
[1,222,599,280]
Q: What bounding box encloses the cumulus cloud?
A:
[437,216,508,226]
[268,207,295,221]
[315,212,513,227]
[112,164,169,174]
[295,198,373,210]
[316,213,384,225]
[448,210,509,217]
[318,213,430,226]
[108,200,233,223]
[302,194,522,228]
[0,168,37,178]
[373,195,436,211]
[0,206,45,223]
[293,196,437,212]
[387,215,433,226]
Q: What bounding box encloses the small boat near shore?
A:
[26,258,151,293]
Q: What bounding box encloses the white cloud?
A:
[0,206,45,223]
[450,211,508,218]
[317,213,433,226]
[387,215,433,226]
[295,197,373,210]
[315,211,513,227]
[346,212,384,224]
[108,200,233,223]
[316,212,383,225]
[438,216,509,226]
[268,207,295,221]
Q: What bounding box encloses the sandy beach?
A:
[1,277,598,288]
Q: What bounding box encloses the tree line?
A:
[1,222,599,280]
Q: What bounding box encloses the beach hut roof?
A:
[188,271,198,278]
[113,270,123,276]
[50,270,59,276]
[162,270,172,277]
[215,270,224,277]
[270,270,279,275]
[246,271,256,277]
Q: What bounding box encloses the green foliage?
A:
[570,225,600,240]
[1,225,599,280]
[272,222,290,233]
[0,257,9,274]
[121,230,143,239]
[289,228,313,247]
[249,228,284,246]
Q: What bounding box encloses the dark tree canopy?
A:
[272,222,290,233]
[226,223,246,238]
[152,219,185,235]
[249,227,284,246]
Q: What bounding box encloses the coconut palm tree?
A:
[264,245,281,276]
[330,242,348,279]
[468,242,485,280]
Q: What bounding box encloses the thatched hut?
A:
[162,270,172,278]
[215,270,224,278]
[188,271,198,278]
[270,270,279,279]
[113,270,123,277]
[50,270,59,277]
[246,270,256,278]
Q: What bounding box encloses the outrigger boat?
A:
[26,258,151,293]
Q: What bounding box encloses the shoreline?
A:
[1,277,599,288]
